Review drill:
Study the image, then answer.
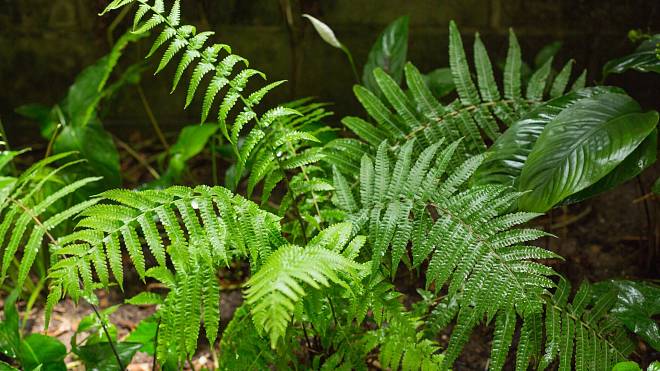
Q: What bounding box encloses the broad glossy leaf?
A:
[74,342,141,371]
[593,280,660,351]
[363,16,409,94]
[54,123,121,189]
[18,334,66,371]
[473,87,621,187]
[421,68,455,99]
[563,128,657,204]
[123,316,158,354]
[65,31,147,128]
[518,92,658,211]
[603,35,660,77]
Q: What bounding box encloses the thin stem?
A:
[91,304,125,370]
[237,96,309,243]
[327,296,339,328]
[9,197,57,244]
[113,135,161,179]
[187,356,196,371]
[636,176,655,272]
[342,47,361,85]
[152,318,161,371]
[301,322,313,351]
[45,124,62,159]
[137,84,169,151]
[211,135,219,186]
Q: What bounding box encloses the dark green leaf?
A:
[653,177,660,195]
[363,16,409,94]
[563,128,657,204]
[151,124,218,187]
[534,41,562,68]
[18,334,66,371]
[14,104,58,139]
[64,31,147,128]
[603,35,660,78]
[0,291,20,359]
[518,92,659,211]
[421,68,456,99]
[123,316,158,354]
[473,87,621,187]
[54,123,121,189]
[74,342,141,371]
[593,280,660,351]
[613,361,642,371]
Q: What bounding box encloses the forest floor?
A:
[3,133,659,370]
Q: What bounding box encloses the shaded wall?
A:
[1,0,659,142]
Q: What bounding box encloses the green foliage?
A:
[362,16,410,95]
[0,150,100,290]
[593,280,660,351]
[603,34,660,77]
[0,291,68,371]
[16,31,146,191]
[16,3,653,369]
[246,222,363,347]
[344,21,583,166]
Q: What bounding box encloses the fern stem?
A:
[546,301,629,360]
[152,318,161,371]
[9,197,57,244]
[211,135,219,186]
[285,142,324,225]
[137,84,170,151]
[237,95,309,243]
[91,304,125,370]
[393,98,539,150]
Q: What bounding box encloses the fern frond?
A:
[0,152,100,289]
[245,224,363,347]
[341,22,585,169]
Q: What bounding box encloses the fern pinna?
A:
[341,21,586,168]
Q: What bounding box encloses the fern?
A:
[245,222,364,347]
[340,21,586,170]
[46,185,281,358]
[334,138,567,368]
[537,278,634,371]
[0,150,99,289]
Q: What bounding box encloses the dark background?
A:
[1,0,659,142]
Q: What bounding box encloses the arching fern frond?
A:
[101,0,299,170]
[340,21,587,170]
[245,222,364,348]
[333,138,568,368]
[46,185,282,323]
[0,151,100,289]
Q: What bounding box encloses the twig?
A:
[91,304,125,370]
[113,135,161,179]
[137,84,169,151]
[152,318,161,371]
